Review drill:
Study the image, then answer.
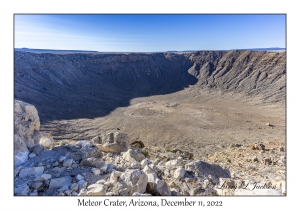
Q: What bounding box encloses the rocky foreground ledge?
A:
[14,100,286,196]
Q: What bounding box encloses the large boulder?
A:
[14,100,42,165]
[93,132,129,153]
[14,100,40,149]
[115,169,148,196]
[14,100,54,166]
[185,161,231,184]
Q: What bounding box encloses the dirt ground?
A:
[41,88,285,160]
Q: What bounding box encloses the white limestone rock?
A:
[91,168,101,176]
[83,184,106,196]
[157,160,165,169]
[123,149,145,162]
[78,140,103,159]
[146,173,157,183]
[116,169,148,196]
[132,192,152,196]
[63,159,73,167]
[155,179,172,196]
[34,173,52,182]
[19,166,44,178]
[58,185,69,193]
[174,167,186,179]
[14,100,40,149]
[70,183,79,191]
[165,159,182,170]
[141,159,149,168]
[143,165,157,175]
[110,170,122,183]
[147,178,172,196]
[130,161,140,169]
[28,152,36,158]
[77,180,88,191]
[104,180,115,187]
[49,176,72,189]
[93,132,129,153]
[38,133,54,149]
[75,174,84,181]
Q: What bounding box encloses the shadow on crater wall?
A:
[14,52,198,123]
[14,50,286,123]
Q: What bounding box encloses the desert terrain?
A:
[14,50,286,159]
[14,50,286,196]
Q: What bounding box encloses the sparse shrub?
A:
[112,186,116,191]
[141,149,149,157]
[165,148,172,152]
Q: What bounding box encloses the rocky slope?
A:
[14,101,285,196]
[14,50,285,122]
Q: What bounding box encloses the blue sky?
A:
[14,14,286,52]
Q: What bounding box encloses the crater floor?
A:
[41,89,285,159]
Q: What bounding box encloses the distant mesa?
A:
[15,48,98,53]
[167,50,198,52]
[230,47,286,51]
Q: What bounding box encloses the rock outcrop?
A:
[14,100,40,148]
[115,169,148,196]
[14,100,55,166]
[92,132,129,153]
